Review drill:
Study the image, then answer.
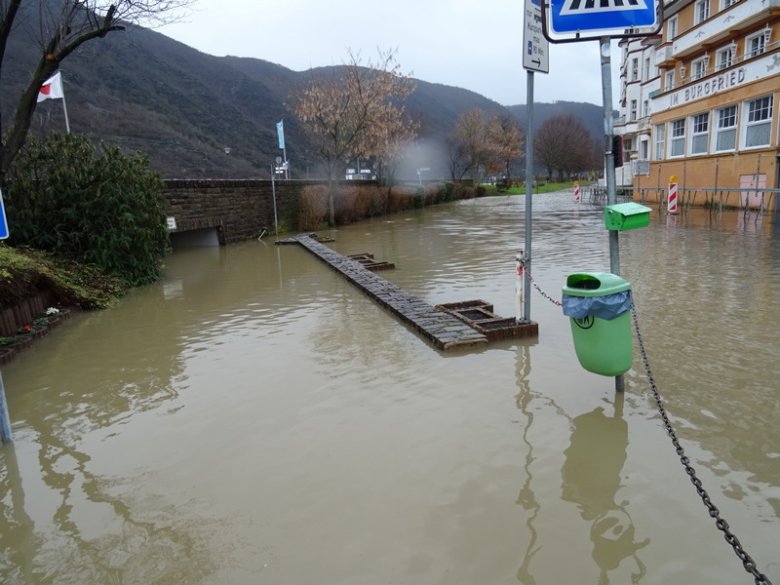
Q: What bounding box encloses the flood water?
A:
[1,191,779,584]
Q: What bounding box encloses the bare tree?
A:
[0,0,190,183]
[488,114,524,184]
[534,113,597,181]
[289,49,416,225]
[448,109,523,183]
[368,99,419,188]
[448,108,492,181]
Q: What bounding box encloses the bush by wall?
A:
[5,134,169,286]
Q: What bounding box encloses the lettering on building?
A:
[668,68,746,107]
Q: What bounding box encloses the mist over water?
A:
[394,139,451,182]
[1,192,778,584]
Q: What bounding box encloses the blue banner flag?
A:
[0,189,9,240]
[276,120,285,150]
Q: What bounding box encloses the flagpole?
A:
[61,89,71,134]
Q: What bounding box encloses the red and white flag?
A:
[37,72,64,102]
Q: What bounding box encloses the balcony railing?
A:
[632,160,650,176]
[672,0,779,57]
[654,44,674,66]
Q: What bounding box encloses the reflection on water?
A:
[561,400,649,584]
[1,193,778,584]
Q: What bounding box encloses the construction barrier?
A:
[667,176,678,214]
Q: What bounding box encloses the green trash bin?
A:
[562,272,633,377]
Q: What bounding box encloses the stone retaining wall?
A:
[163,179,377,244]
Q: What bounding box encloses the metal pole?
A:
[713,158,719,209]
[271,163,279,239]
[600,37,624,393]
[523,70,535,323]
[0,371,13,443]
[61,91,71,134]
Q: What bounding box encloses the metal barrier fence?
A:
[634,187,780,213]
[582,186,634,205]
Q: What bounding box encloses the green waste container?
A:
[604,202,651,231]
[562,272,633,377]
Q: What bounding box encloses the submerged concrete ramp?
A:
[286,234,488,351]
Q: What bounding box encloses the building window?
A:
[665,70,675,90]
[643,100,649,117]
[743,96,773,147]
[623,138,633,163]
[745,32,766,59]
[714,105,737,151]
[691,113,710,154]
[644,57,651,79]
[716,45,734,71]
[692,56,708,80]
[694,0,710,24]
[654,124,665,160]
[640,138,649,160]
[670,119,686,157]
[631,58,639,81]
[720,0,739,8]
[630,99,638,121]
[667,16,678,42]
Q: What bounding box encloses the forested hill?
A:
[2,17,603,180]
[506,102,606,147]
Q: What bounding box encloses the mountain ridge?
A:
[1,20,605,179]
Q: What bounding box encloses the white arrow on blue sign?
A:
[0,189,9,240]
[550,0,657,34]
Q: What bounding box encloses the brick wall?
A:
[163,179,327,244]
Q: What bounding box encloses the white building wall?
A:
[615,36,661,186]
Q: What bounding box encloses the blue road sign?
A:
[550,0,657,34]
[0,189,8,240]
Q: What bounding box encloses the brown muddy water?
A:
[1,191,778,584]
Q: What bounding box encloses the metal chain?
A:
[526,271,563,307]
[631,307,773,585]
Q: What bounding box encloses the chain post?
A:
[631,307,773,585]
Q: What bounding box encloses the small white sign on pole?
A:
[523,0,549,73]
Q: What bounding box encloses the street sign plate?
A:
[523,0,549,73]
[0,189,8,240]
[550,0,658,34]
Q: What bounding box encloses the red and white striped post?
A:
[515,250,525,323]
[574,181,581,203]
[667,175,678,214]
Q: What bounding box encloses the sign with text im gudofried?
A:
[550,0,658,34]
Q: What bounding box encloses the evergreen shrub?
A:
[5,134,169,286]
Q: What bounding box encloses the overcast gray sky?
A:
[158,0,622,107]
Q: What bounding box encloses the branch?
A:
[0,0,22,76]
